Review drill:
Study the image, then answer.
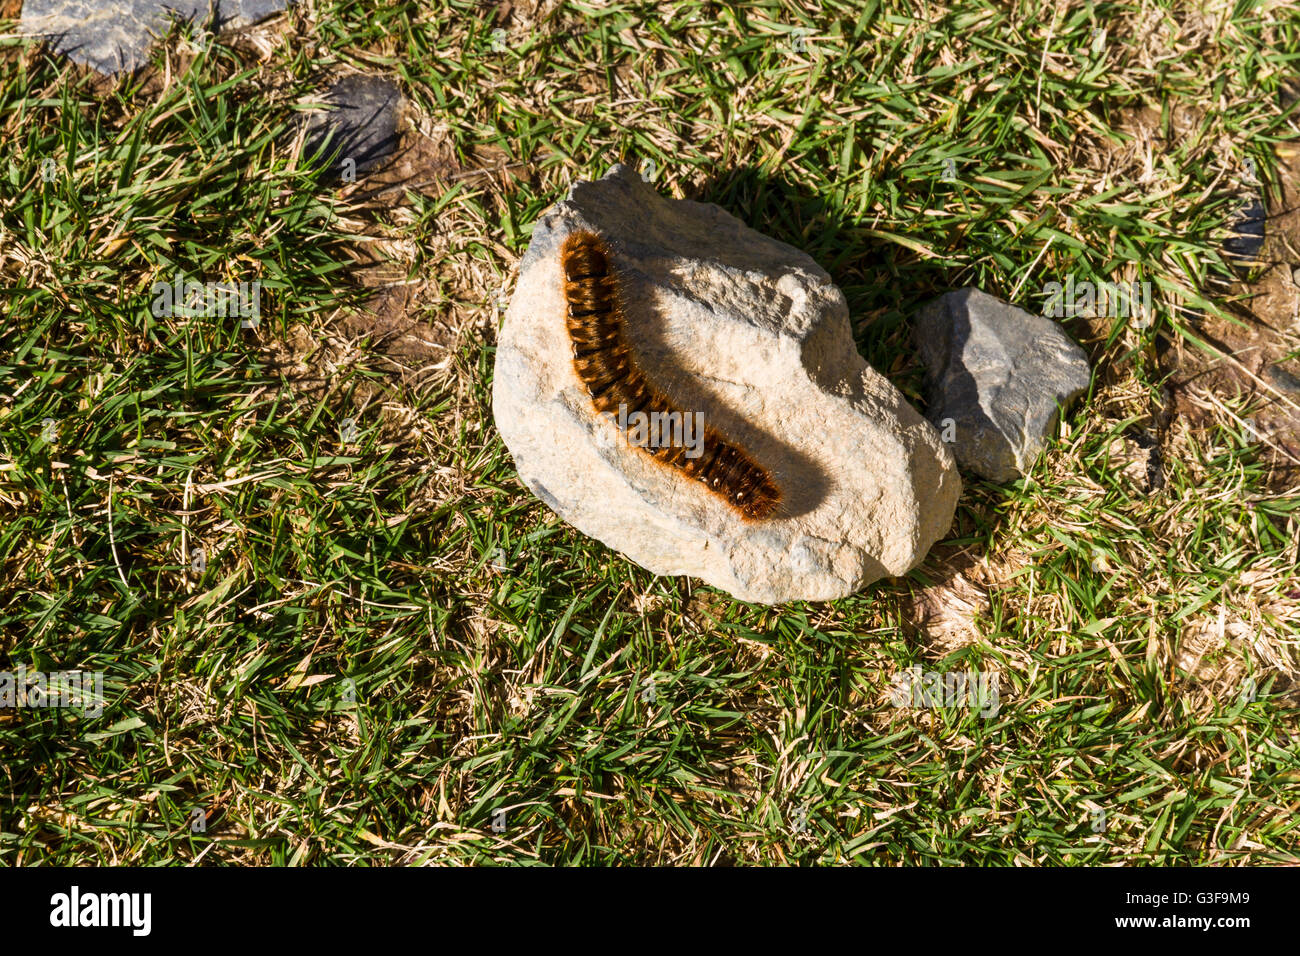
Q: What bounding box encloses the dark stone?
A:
[1266,364,1300,396]
[302,74,403,182]
[21,0,293,75]
[1223,197,1266,268]
[914,288,1092,482]
[1124,426,1165,493]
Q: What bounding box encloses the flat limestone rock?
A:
[915,288,1092,482]
[493,164,960,604]
[21,0,291,75]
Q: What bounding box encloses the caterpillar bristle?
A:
[561,229,782,522]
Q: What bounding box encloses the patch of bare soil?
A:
[296,103,524,383]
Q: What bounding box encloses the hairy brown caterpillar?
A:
[561,230,782,521]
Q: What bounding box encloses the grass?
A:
[2,0,1299,865]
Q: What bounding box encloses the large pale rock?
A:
[493,165,960,604]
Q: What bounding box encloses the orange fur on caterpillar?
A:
[561,229,782,521]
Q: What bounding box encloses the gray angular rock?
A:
[493,164,961,604]
[915,288,1092,482]
[20,0,291,75]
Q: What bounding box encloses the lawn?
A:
[2,0,1299,865]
